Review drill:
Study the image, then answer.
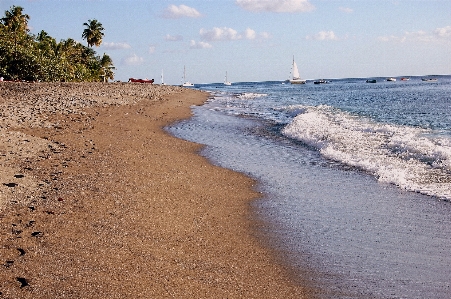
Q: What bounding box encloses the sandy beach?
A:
[0,82,311,298]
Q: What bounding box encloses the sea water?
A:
[167,76,451,298]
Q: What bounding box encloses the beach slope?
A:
[0,83,309,298]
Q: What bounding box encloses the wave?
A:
[236,92,268,100]
[282,105,451,200]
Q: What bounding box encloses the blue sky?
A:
[1,0,450,84]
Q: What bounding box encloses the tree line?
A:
[0,6,114,82]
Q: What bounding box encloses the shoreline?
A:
[0,82,311,298]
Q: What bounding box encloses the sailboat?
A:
[224,71,231,86]
[181,66,194,87]
[161,69,166,85]
[289,56,306,84]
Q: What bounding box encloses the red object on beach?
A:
[128,78,154,84]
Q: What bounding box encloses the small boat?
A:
[401,77,410,81]
[181,66,194,87]
[161,70,166,85]
[289,56,306,84]
[366,79,377,83]
[314,79,328,84]
[422,78,438,82]
[224,71,231,86]
[129,78,154,84]
[386,77,396,81]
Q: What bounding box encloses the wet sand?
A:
[0,82,311,298]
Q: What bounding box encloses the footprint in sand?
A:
[3,182,18,187]
[16,277,29,288]
[31,231,43,237]
[17,248,25,256]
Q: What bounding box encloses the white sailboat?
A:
[181,66,194,87]
[289,56,306,84]
[161,69,166,85]
[224,71,231,86]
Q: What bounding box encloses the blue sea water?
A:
[168,76,451,298]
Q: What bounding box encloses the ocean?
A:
[167,76,451,299]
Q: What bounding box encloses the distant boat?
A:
[224,71,232,86]
[161,70,166,85]
[422,78,438,82]
[129,78,154,84]
[401,77,410,81]
[366,79,377,83]
[289,56,306,84]
[387,77,396,81]
[314,79,328,84]
[181,66,194,87]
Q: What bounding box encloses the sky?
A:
[1,0,450,84]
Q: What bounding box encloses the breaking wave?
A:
[282,105,451,200]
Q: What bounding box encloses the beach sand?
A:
[0,82,311,298]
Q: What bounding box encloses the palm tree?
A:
[100,53,115,82]
[82,19,104,47]
[36,30,56,52]
[1,6,31,79]
[1,6,29,33]
[36,30,51,43]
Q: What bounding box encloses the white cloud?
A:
[244,28,256,40]
[339,7,353,13]
[189,40,213,49]
[378,26,451,43]
[102,42,131,50]
[122,54,144,66]
[149,45,156,54]
[434,26,451,39]
[165,34,183,41]
[199,27,270,42]
[306,31,338,41]
[236,0,314,13]
[404,30,433,42]
[162,4,201,19]
[200,27,241,41]
[259,31,271,39]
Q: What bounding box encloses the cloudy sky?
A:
[1,0,450,84]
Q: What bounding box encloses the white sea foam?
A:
[282,105,451,200]
[236,92,267,100]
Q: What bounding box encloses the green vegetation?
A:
[0,5,114,82]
